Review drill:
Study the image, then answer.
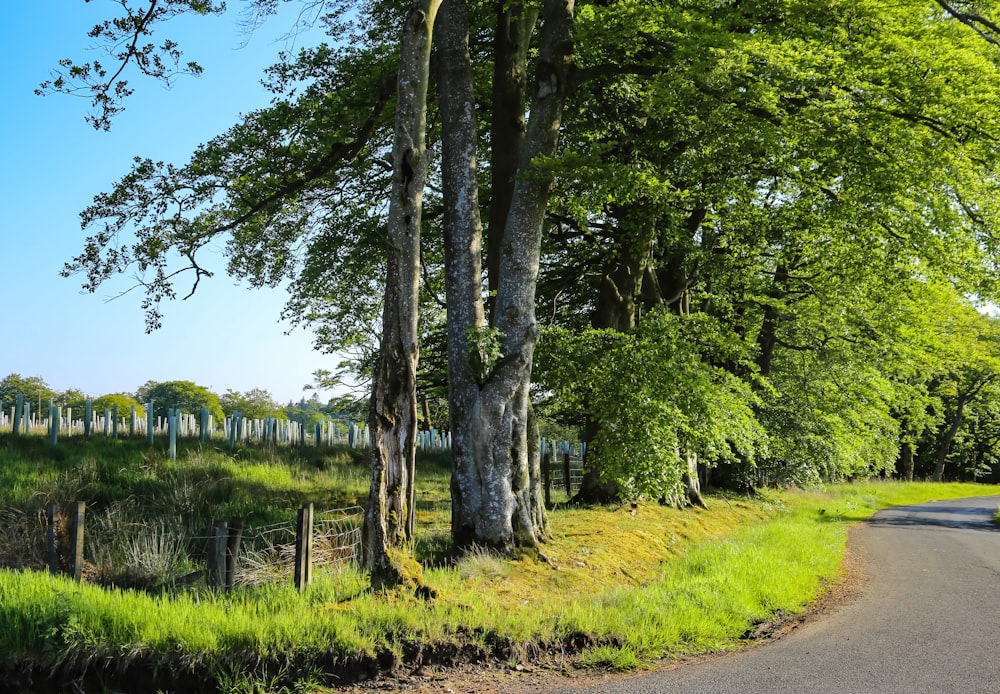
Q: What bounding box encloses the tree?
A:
[361,0,441,589]
[532,0,1000,492]
[52,0,573,554]
[136,380,224,422]
[58,389,92,414]
[536,311,765,505]
[0,374,58,413]
[47,0,1000,550]
[219,388,279,420]
[93,394,146,420]
[433,0,573,551]
[921,298,1000,481]
[285,394,327,429]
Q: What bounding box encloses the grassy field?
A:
[0,433,994,693]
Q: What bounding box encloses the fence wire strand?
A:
[1,503,364,590]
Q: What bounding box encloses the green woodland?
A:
[51,0,1000,549]
[6,0,1000,688]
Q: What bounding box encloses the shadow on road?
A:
[866,502,1000,532]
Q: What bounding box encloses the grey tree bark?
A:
[438,0,573,551]
[364,0,441,590]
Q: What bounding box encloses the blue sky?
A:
[0,3,351,405]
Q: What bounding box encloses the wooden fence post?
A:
[543,451,552,508]
[69,502,86,582]
[225,517,244,592]
[294,503,314,592]
[207,520,228,589]
[46,504,59,575]
[563,452,572,496]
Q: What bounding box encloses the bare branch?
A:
[934,0,1000,47]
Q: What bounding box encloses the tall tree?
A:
[0,374,58,414]
[48,0,1000,528]
[136,380,224,421]
[436,0,572,550]
[365,0,440,588]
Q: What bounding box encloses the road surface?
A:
[553,495,1000,694]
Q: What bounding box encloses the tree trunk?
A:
[933,393,968,482]
[755,261,792,378]
[683,450,709,509]
[898,438,915,481]
[487,3,537,314]
[574,225,651,504]
[440,0,573,552]
[364,0,440,591]
[436,0,490,549]
[419,391,433,431]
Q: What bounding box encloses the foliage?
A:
[323,392,369,423]
[283,393,328,429]
[219,388,280,420]
[537,310,766,501]
[58,389,90,414]
[91,394,146,420]
[535,0,1000,490]
[37,0,226,131]
[0,374,58,411]
[135,380,224,422]
[464,326,503,386]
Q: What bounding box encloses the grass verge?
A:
[0,434,995,692]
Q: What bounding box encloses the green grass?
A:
[0,432,995,691]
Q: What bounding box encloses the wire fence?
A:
[220,507,364,587]
[0,502,364,592]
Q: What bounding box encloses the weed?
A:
[580,644,640,671]
[455,545,511,582]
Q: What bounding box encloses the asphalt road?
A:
[552,495,1000,694]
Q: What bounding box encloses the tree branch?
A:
[934,0,1000,47]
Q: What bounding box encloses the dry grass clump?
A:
[0,508,46,570]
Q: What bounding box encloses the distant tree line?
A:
[0,374,369,429]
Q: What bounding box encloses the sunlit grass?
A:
[3,479,988,686]
[0,431,995,690]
